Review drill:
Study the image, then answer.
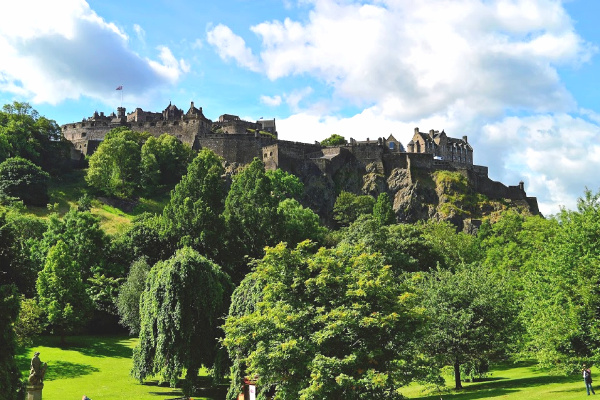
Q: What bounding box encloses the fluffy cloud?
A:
[206,24,261,72]
[209,0,593,120]
[209,0,599,215]
[0,0,188,105]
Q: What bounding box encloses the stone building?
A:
[407,127,473,165]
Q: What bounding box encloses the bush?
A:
[0,157,49,206]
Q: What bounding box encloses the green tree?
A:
[223,158,278,278]
[31,209,109,281]
[277,198,327,247]
[0,284,24,400]
[340,215,445,272]
[116,258,150,335]
[266,168,303,202]
[333,191,375,227]
[140,134,194,193]
[14,296,46,346]
[0,101,70,174]
[36,240,92,344]
[132,247,232,395]
[86,128,148,198]
[0,157,49,206]
[419,263,519,389]
[519,190,600,371]
[162,149,225,260]
[372,192,395,225]
[320,134,347,146]
[223,241,426,399]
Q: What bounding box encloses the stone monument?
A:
[27,351,47,400]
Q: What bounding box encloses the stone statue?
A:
[28,352,48,385]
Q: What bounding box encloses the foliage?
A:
[340,215,445,272]
[320,134,347,147]
[36,241,92,343]
[140,134,194,194]
[0,157,50,206]
[519,189,600,371]
[86,128,149,198]
[223,241,426,400]
[266,168,303,202]
[0,208,46,296]
[0,101,70,174]
[418,263,520,389]
[276,198,327,247]
[116,258,150,335]
[373,192,395,225]
[14,296,46,346]
[223,158,278,279]
[333,191,375,227]
[0,284,24,400]
[420,219,482,267]
[161,149,226,261]
[132,247,232,395]
[31,209,110,281]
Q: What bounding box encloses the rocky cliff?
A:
[298,158,540,231]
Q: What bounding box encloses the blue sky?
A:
[1,0,599,216]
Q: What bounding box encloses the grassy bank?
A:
[18,335,589,400]
[18,336,226,400]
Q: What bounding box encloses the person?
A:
[583,365,596,395]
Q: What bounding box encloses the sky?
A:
[1,0,599,216]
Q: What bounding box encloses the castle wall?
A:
[198,134,275,165]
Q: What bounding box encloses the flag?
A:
[116,85,123,90]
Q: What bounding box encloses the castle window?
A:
[81,132,86,138]
[173,121,179,126]
[150,122,155,127]
[389,142,396,150]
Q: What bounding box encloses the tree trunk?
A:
[454,360,463,390]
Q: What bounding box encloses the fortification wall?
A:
[407,152,434,170]
[198,134,275,165]
[62,123,114,142]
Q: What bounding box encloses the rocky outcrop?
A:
[300,158,540,230]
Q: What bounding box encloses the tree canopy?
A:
[133,247,232,395]
[223,241,426,399]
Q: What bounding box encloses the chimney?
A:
[414,127,419,134]
[463,135,468,143]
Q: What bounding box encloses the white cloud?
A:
[0,0,189,105]
[209,0,594,120]
[206,24,261,72]
[260,95,282,107]
[478,113,600,215]
[133,24,145,42]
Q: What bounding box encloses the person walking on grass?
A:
[583,364,596,395]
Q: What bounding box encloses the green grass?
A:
[401,361,585,400]
[18,336,227,400]
[18,336,591,400]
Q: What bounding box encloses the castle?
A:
[61,101,538,213]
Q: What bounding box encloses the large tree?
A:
[223,241,426,400]
[0,157,50,206]
[419,263,519,389]
[140,134,194,193]
[86,128,149,198]
[36,240,92,344]
[519,190,600,371]
[132,247,232,395]
[223,158,278,278]
[0,101,70,174]
[161,149,226,260]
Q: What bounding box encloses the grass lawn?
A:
[401,361,585,400]
[18,336,227,400]
[18,336,590,400]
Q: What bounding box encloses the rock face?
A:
[298,157,540,230]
